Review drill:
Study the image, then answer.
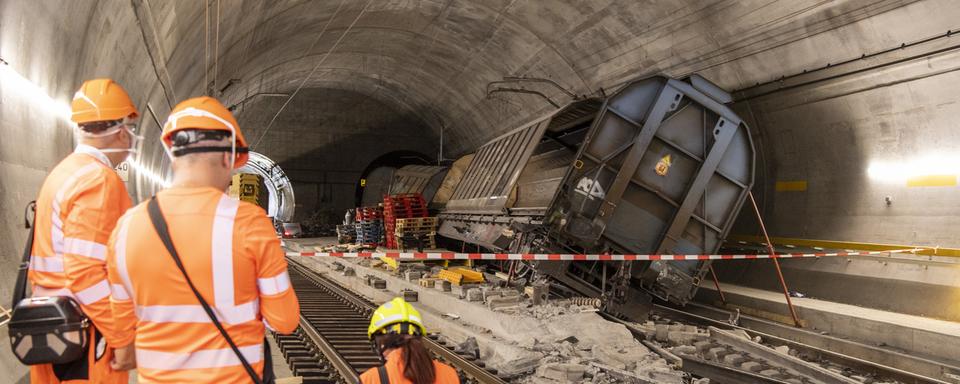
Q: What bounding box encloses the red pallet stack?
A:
[383,193,429,249]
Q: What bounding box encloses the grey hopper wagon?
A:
[435,74,755,316]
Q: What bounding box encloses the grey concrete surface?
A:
[4,1,960,381]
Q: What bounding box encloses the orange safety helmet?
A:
[161,96,249,168]
[71,78,139,124]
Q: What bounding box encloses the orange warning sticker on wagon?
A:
[655,154,672,176]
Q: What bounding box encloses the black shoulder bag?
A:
[147,197,274,384]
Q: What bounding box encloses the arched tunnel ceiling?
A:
[2,0,959,235]
[20,0,945,155]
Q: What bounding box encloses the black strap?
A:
[12,201,37,308]
[172,146,250,157]
[147,197,263,384]
[377,365,389,384]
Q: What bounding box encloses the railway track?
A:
[276,259,508,384]
[606,304,953,384]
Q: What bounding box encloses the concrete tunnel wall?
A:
[2,0,960,380]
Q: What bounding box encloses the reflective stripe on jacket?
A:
[29,144,132,349]
[107,187,300,383]
[360,349,461,384]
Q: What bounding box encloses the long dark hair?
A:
[376,333,436,383]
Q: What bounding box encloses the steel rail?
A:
[648,303,953,384]
[296,316,360,383]
[287,259,508,384]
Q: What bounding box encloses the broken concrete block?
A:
[693,340,713,353]
[671,345,697,356]
[497,352,543,375]
[722,353,746,365]
[590,346,627,370]
[774,345,790,355]
[487,295,520,310]
[760,369,784,378]
[740,361,763,372]
[644,370,685,384]
[590,362,657,384]
[654,324,669,342]
[401,289,418,302]
[524,283,549,305]
[404,270,422,281]
[731,329,752,340]
[706,346,727,361]
[538,363,586,381]
[667,331,705,345]
[466,288,483,302]
[434,280,451,292]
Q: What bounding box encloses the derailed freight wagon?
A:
[436,74,755,317]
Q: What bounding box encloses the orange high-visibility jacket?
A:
[29,144,132,344]
[359,349,460,384]
[106,187,300,383]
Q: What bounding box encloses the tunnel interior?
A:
[3,0,960,381]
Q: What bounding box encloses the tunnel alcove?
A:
[234,87,438,224]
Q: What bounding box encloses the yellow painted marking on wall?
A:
[727,234,960,258]
[775,181,807,192]
[906,174,956,187]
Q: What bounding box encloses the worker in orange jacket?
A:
[27,79,140,383]
[105,96,300,383]
[360,298,460,384]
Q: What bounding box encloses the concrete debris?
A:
[401,288,418,302]
[544,312,642,350]
[404,270,422,281]
[434,280,451,292]
[455,337,480,360]
[342,267,355,276]
[591,344,650,371]
[493,348,543,376]
[730,329,752,340]
[774,345,791,355]
[588,362,656,384]
[667,330,706,345]
[442,313,460,320]
[537,363,587,382]
[635,355,685,384]
[466,288,483,302]
[524,283,549,305]
[487,294,521,311]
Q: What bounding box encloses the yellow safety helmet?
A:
[71,78,139,124]
[367,297,427,340]
[161,96,249,168]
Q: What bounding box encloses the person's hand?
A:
[110,343,136,371]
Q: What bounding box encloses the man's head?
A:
[161,97,248,189]
[71,79,141,166]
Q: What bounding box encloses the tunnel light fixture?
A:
[128,159,170,189]
[0,62,72,122]
[866,154,960,185]
[0,60,170,190]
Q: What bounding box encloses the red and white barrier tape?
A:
[285,248,926,261]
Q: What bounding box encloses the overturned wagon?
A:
[435,74,755,316]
